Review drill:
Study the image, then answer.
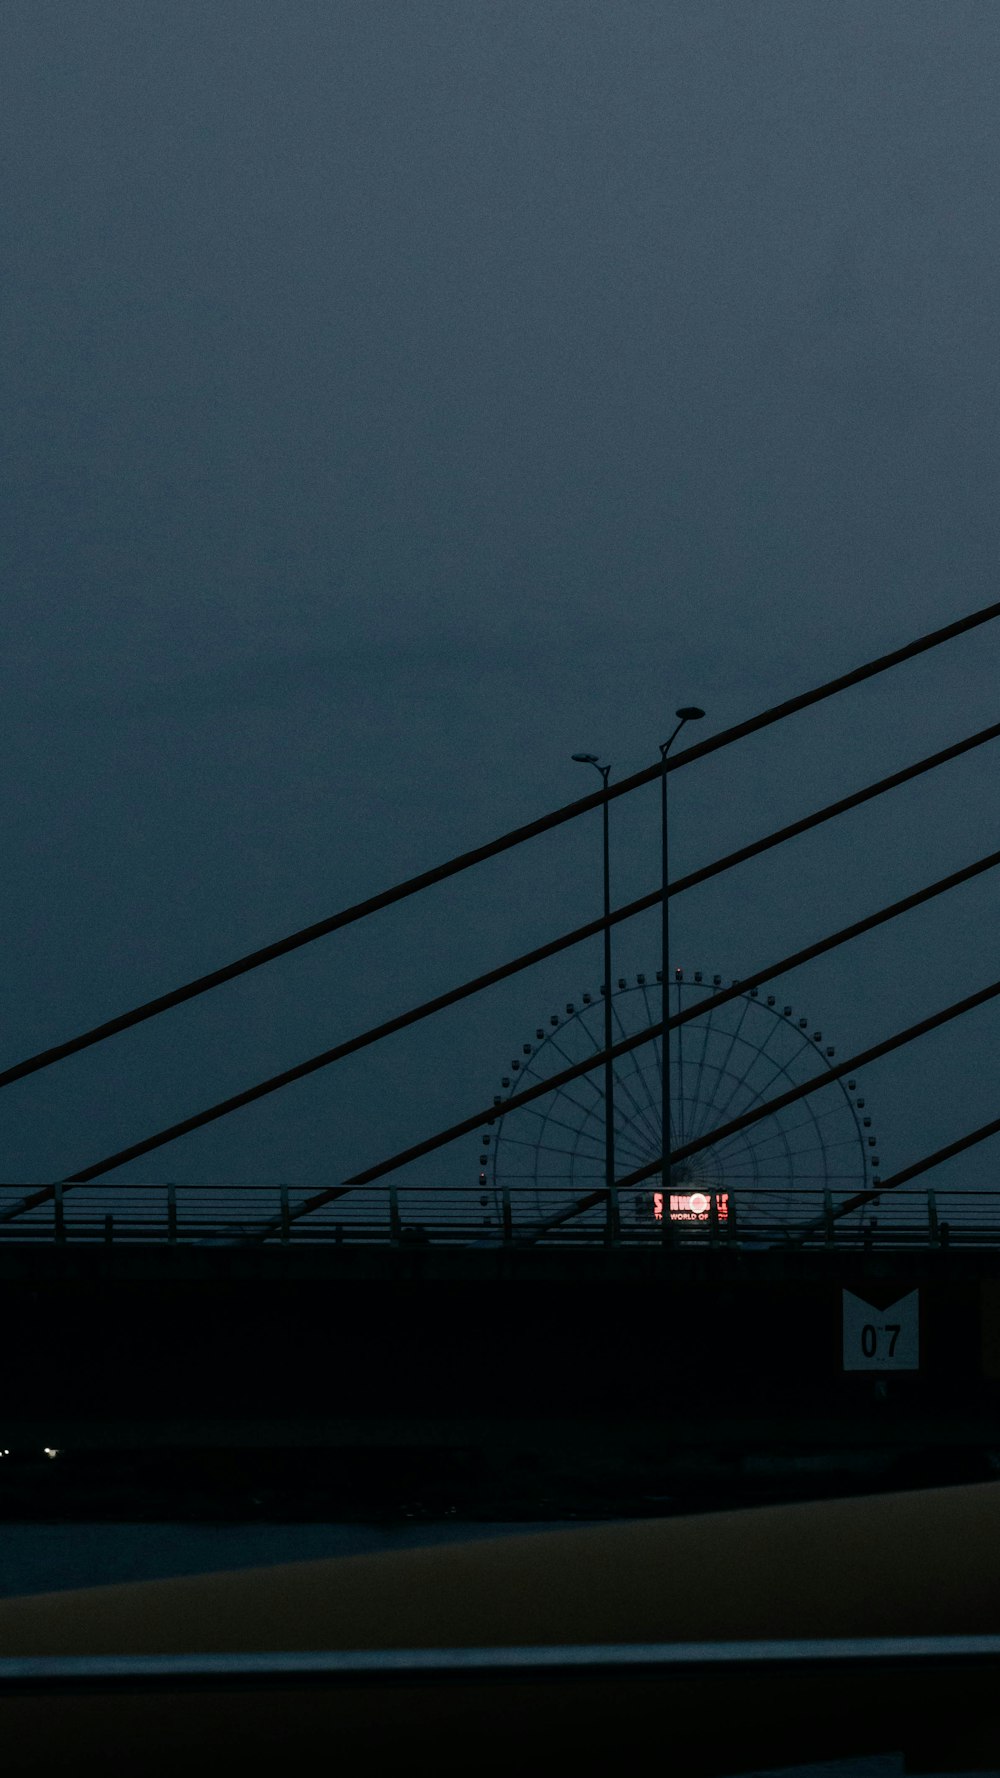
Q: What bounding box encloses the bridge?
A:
[4,601,1000,1515]
[0,1181,996,1250]
[1,1209,999,1520]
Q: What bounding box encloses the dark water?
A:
[0,1519,562,1599]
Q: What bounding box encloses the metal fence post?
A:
[501,1179,512,1246]
[660,1178,673,1248]
[928,1189,939,1246]
[167,1183,177,1245]
[389,1183,402,1244]
[54,1180,66,1245]
[823,1190,834,1246]
[709,1192,719,1247]
[280,1184,290,1245]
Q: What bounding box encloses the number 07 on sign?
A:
[842,1289,919,1371]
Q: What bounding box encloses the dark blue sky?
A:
[2,2,999,1199]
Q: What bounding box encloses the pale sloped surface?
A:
[0,1481,998,1655]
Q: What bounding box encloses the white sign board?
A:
[842,1289,919,1371]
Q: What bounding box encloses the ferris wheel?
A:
[482,970,877,1235]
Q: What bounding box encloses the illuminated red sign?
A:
[653,1190,729,1223]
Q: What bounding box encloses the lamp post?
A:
[659,708,705,1229]
[572,755,615,1224]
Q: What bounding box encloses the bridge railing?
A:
[0,1183,996,1249]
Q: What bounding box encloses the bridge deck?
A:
[0,1183,993,1252]
[2,1219,999,1517]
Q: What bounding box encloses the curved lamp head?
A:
[571,753,600,764]
[660,707,706,754]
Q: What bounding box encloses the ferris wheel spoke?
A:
[763,1056,870,1189]
[686,1055,795,1158]
[709,1109,807,1168]
[674,980,698,1149]
[639,983,665,1132]
[740,1061,836,1187]
[496,1132,598,1158]
[537,1031,661,1152]
[576,1009,619,1073]
[772,1111,859,1149]
[511,1167,606,1181]
[672,986,686,1148]
[601,1067,662,1156]
[545,1079,646,1151]
[544,1081,654,1166]
[694,1083,838,1188]
[579,1041,664,1158]
[534,1105,608,1146]
[722,1021,799,1181]
[614,1097,662,1164]
[699,1031,822,1146]
[756,1112,855,1180]
[784,1090,864,1130]
[686,1060,763,1147]
[685,993,755,1144]
[605,1102,661,1167]
[539,1080,607,1126]
[615,1125,662,1167]
[749,1030,828,1100]
[694,1007,810,1138]
[609,998,664,1150]
[727,1170,862,1181]
[609,1066,664,1156]
[683,992,720,1151]
[519,1061,563,1088]
[542,1035,607,1102]
[687,1016,783,1145]
[532,1090,654,1171]
[491,1152,597,1166]
[488,975,870,1230]
[518,1060,616,1141]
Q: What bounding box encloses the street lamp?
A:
[659,708,705,1230]
[572,754,616,1224]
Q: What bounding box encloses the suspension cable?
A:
[35,839,995,1204]
[794,1114,1000,1233]
[0,724,994,1234]
[246,844,1000,1239]
[2,598,998,1093]
[0,853,981,1235]
[634,974,1000,1181]
[344,859,1000,1189]
[536,975,1000,1233]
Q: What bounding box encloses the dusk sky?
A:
[2,2,999,1205]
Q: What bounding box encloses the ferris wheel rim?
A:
[484,972,874,1227]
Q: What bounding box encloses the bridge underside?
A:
[2,1243,999,1518]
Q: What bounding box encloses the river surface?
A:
[0,1519,575,1598]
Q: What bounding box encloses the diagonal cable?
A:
[2,732,993,1223]
[792,1114,1000,1235]
[2,601,998,1093]
[5,827,998,1229]
[536,975,1000,1233]
[2,707,994,1195]
[252,845,1000,1238]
